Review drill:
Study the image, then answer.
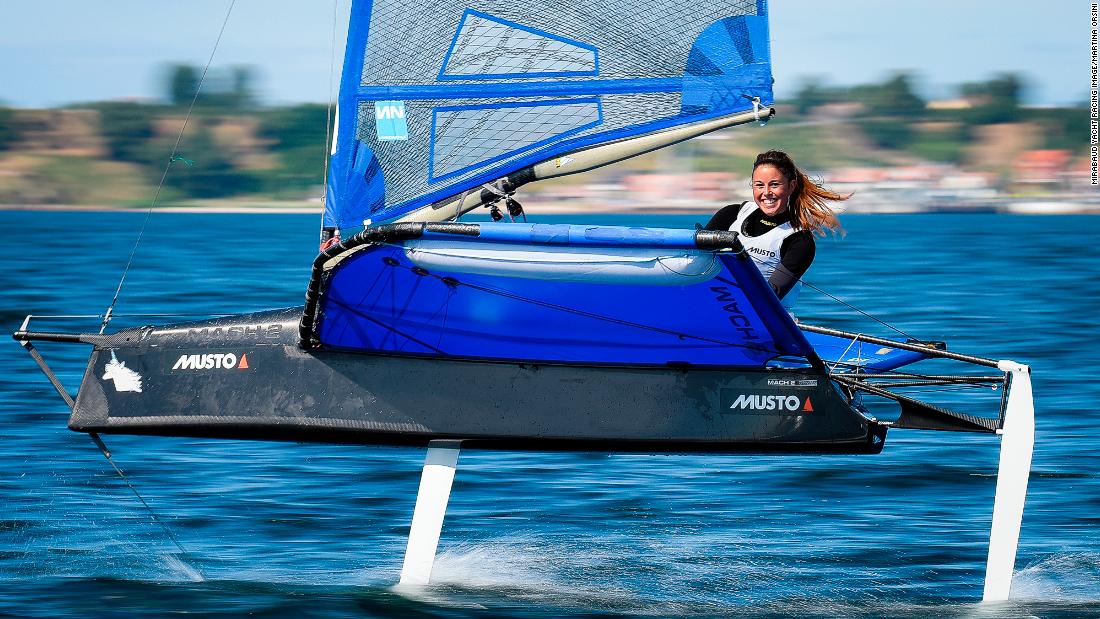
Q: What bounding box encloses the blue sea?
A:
[2,210,1098,618]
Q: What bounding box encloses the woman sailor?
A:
[705,150,848,308]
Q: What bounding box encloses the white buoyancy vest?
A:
[729,205,802,307]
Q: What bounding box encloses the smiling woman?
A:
[705,150,848,308]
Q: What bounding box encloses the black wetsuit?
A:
[704,202,815,299]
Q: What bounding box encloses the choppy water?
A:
[2,211,1098,617]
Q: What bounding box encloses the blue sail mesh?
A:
[325,0,773,229]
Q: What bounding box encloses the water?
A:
[2,211,1098,617]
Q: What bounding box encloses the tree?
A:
[860,119,913,150]
[261,104,328,152]
[230,66,256,111]
[865,73,925,119]
[165,63,260,111]
[163,125,261,198]
[92,101,158,162]
[850,73,925,150]
[259,104,330,193]
[792,77,832,116]
[168,64,200,107]
[960,73,1024,124]
[0,106,16,151]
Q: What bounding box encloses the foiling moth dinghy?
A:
[15,222,1035,597]
[14,0,1033,601]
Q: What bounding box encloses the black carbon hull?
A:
[68,308,887,454]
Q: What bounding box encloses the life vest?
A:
[729,204,802,308]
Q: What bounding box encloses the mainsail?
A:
[325,0,774,230]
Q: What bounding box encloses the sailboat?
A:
[14,0,1033,600]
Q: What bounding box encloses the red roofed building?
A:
[1012,150,1072,188]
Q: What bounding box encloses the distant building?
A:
[623,172,735,204]
[1012,150,1072,190]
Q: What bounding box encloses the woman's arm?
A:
[771,232,815,298]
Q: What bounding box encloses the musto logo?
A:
[172,352,250,370]
[721,390,814,414]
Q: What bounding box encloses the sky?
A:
[0,1,1089,109]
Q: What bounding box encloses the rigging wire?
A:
[89,434,198,572]
[352,241,1004,393]
[99,0,239,335]
[749,251,921,342]
[828,333,864,373]
[337,236,1002,390]
[87,1,240,578]
[370,245,786,358]
[800,279,920,342]
[824,360,1004,389]
[327,296,449,354]
[360,240,980,369]
[318,0,342,237]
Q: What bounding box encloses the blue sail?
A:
[325,0,774,230]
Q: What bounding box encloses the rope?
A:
[100,0,238,334]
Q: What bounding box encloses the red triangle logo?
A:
[802,397,813,412]
[238,353,249,369]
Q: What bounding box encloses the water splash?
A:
[1010,553,1100,603]
[392,538,640,610]
[159,554,204,583]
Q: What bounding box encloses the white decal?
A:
[729,394,801,412]
[767,378,819,387]
[376,104,406,120]
[102,351,143,393]
[172,353,238,370]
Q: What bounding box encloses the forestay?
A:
[324,0,774,230]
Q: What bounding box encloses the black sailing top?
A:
[704,202,815,299]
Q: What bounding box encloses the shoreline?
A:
[0,202,722,215]
[2,201,1097,215]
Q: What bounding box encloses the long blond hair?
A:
[753,150,847,235]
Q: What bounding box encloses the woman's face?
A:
[751,164,796,217]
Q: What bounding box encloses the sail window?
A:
[429,98,602,182]
[439,10,598,80]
